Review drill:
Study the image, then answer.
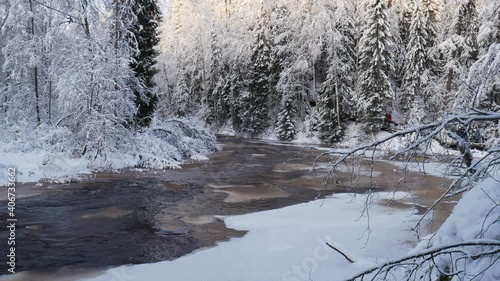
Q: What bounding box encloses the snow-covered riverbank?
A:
[0,119,219,184]
[77,192,426,281]
[74,174,498,281]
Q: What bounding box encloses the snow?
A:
[0,119,219,185]
[78,192,424,281]
[0,151,90,184]
[407,175,500,280]
[388,161,451,178]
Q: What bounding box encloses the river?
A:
[0,136,454,280]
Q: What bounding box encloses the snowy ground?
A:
[77,192,425,281]
[0,119,218,184]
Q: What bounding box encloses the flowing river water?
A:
[0,136,455,280]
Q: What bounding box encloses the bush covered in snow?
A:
[0,118,219,184]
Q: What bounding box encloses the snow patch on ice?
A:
[78,192,423,281]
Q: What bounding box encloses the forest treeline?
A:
[0,0,498,150]
[158,0,499,143]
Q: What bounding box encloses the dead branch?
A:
[325,242,355,263]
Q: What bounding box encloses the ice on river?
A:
[79,192,424,281]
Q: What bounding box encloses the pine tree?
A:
[315,69,344,144]
[438,0,480,112]
[129,0,161,127]
[400,0,416,46]
[420,0,441,119]
[229,68,245,133]
[401,2,427,122]
[174,73,190,117]
[276,95,297,141]
[314,1,357,144]
[242,6,272,136]
[218,70,232,124]
[268,4,290,115]
[421,0,439,49]
[477,1,500,53]
[456,0,480,67]
[332,1,357,118]
[357,0,396,132]
[206,28,231,126]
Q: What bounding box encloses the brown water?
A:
[0,136,454,278]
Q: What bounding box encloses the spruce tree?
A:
[421,0,439,49]
[206,29,221,124]
[314,5,357,144]
[316,70,344,144]
[401,3,427,122]
[400,0,416,46]
[215,70,232,126]
[230,68,245,133]
[129,0,161,127]
[332,2,357,118]
[477,1,500,53]
[421,0,440,116]
[174,73,190,117]
[206,29,231,126]
[357,0,395,132]
[440,0,480,111]
[276,95,297,141]
[457,0,480,67]
[269,4,290,115]
[243,6,272,136]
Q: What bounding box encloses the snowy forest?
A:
[159,0,499,143]
[0,0,499,166]
[0,0,218,181]
[0,0,499,280]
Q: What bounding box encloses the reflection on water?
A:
[0,136,453,277]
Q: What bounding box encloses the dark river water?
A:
[0,136,452,278]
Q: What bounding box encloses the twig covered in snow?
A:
[320,111,500,219]
[346,240,500,281]
[316,111,500,281]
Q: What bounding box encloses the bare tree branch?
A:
[347,240,500,281]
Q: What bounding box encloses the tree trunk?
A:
[114,0,120,52]
[48,80,52,124]
[446,68,453,92]
[335,82,341,128]
[29,0,41,126]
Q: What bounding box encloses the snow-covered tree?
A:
[315,78,344,144]
[434,0,480,113]
[357,0,396,132]
[421,0,440,49]
[314,1,357,144]
[129,0,161,127]
[477,0,500,54]
[268,4,290,116]
[173,72,190,117]
[276,94,297,141]
[241,6,272,136]
[2,0,45,126]
[401,3,428,123]
[229,67,246,133]
[205,28,231,126]
[57,0,137,162]
[399,0,416,46]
